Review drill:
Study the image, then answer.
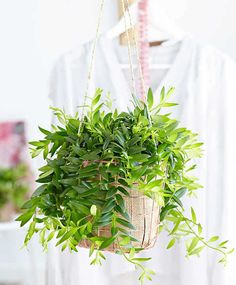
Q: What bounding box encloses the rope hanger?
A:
[81,0,105,122]
[82,0,150,119]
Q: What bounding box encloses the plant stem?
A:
[117,242,146,273]
[177,209,227,258]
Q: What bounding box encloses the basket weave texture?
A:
[80,189,160,252]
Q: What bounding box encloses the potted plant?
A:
[0,163,30,222]
[17,88,233,283]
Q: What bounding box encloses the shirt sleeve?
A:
[48,55,71,113]
[48,46,85,117]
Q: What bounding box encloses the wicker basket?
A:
[80,188,160,252]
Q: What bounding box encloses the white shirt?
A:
[47,35,236,285]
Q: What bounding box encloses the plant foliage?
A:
[0,164,29,210]
[17,88,234,284]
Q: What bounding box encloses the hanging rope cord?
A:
[120,0,136,95]
[81,0,148,124]
[80,0,105,121]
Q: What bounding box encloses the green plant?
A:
[17,88,234,284]
[0,163,29,210]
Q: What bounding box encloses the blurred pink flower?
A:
[0,121,26,167]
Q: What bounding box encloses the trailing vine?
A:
[17,88,234,284]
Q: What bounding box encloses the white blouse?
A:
[47,35,236,285]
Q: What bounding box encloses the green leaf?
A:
[21,198,38,209]
[218,257,226,264]
[191,207,197,223]
[219,240,229,247]
[78,171,98,179]
[81,150,100,160]
[208,236,219,243]
[56,228,78,246]
[57,228,66,238]
[38,126,51,135]
[78,164,98,175]
[167,238,176,249]
[162,102,178,107]
[227,248,235,254]
[29,141,46,147]
[27,220,36,241]
[166,87,175,98]
[39,169,54,179]
[92,89,102,106]
[102,199,116,213]
[30,148,43,158]
[47,231,55,242]
[185,142,204,149]
[68,119,80,131]
[119,236,131,246]
[117,218,135,230]
[116,194,125,211]
[188,237,199,253]
[61,243,67,252]
[160,87,165,101]
[59,178,77,186]
[147,88,154,109]
[106,188,118,199]
[132,257,152,262]
[115,205,130,220]
[43,145,49,159]
[103,113,112,126]
[90,205,97,216]
[87,221,93,232]
[130,166,147,180]
[160,204,177,221]
[130,154,150,163]
[175,187,187,199]
[73,187,97,198]
[170,219,181,235]
[93,103,104,115]
[32,185,47,197]
[69,201,90,215]
[188,246,205,256]
[93,110,100,124]
[128,136,141,146]
[146,268,156,275]
[89,243,95,257]
[99,236,116,250]
[172,195,183,208]
[16,210,34,227]
[198,223,203,235]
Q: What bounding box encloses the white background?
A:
[0,0,235,284]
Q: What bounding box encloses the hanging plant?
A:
[17,88,234,283]
[0,163,29,221]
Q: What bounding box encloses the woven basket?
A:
[80,188,160,252]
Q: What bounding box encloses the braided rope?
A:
[80,0,105,122]
[81,0,150,118]
[120,0,136,95]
